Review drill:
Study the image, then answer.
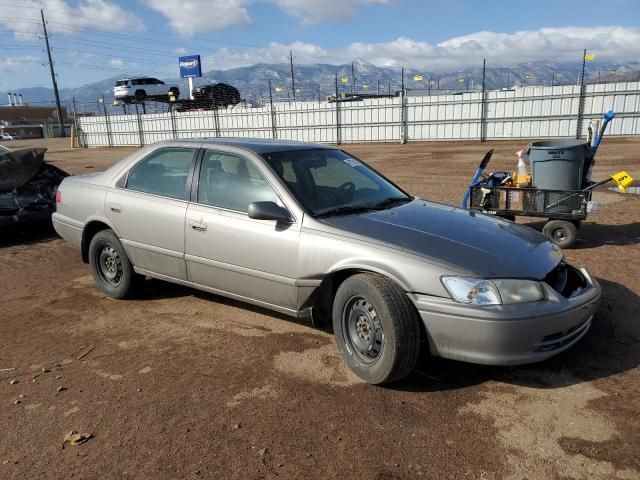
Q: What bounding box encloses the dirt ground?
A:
[1,137,639,480]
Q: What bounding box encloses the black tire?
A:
[332,273,421,384]
[542,219,578,248]
[134,89,147,101]
[88,229,138,299]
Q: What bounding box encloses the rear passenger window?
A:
[126,148,195,200]
[198,150,278,212]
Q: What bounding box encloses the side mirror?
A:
[248,201,292,223]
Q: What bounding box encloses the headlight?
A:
[441,277,544,305]
[492,279,545,304]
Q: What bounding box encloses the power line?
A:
[50,47,173,67]
[53,37,181,57]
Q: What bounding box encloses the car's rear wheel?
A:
[89,229,138,299]
[332,273,421,384]
[134,89,147,101]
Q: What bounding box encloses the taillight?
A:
[55,190,62,203]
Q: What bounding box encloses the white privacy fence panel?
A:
[78,81,640,147]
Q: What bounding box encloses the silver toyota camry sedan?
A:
[53,139,601,384]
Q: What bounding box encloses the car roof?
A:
[177,137,337,154]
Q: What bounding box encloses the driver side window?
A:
[197,150,278,213]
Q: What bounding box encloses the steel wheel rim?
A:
[342,295,384,364]
[551,226,567,242]
[97,245,123,286]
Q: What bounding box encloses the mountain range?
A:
[3,59,640,111]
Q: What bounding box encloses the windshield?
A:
[262,148,410,217]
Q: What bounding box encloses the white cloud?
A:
[434,26,640,68]
[109,58,124,68]
[174,47,188,55]
[0,56,40,72]
[201,26,640,71]
[275,0,394,23]
[145,0,395,34]
[0,57,42,91]
[1,0,144,39]
[144,0,251,37]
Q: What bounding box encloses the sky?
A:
[1,0,639,90]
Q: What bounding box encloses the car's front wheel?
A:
[332,273,421,384]
[88,229,138,299]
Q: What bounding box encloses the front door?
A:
[106,146,197,280]
[184,148,301,311]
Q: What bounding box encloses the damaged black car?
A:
[0,147,69,226]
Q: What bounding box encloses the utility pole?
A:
[41,9,65,137]
[289,50,296,102]
[351,62,356,94]
[480,58,487,143]
[576,49,587,139]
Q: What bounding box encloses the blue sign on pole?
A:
[178,55,202,78]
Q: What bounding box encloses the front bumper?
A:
[412,267,601,365]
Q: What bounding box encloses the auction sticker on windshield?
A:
[342,157,362,167]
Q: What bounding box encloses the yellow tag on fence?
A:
[611,171,633,193]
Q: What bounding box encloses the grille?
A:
[534,316,592,353]
[544,263,587,298]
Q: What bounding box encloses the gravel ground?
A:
[1,137,638,479]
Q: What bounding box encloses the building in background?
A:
[0,103,70,139]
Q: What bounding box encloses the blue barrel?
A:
[527,140,592,191]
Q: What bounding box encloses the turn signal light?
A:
[55,190,62,203]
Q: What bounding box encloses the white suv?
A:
[113,78,180,103]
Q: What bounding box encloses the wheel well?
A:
[81,221,111,263]
[309,269,426,346]
[310,269,412,320]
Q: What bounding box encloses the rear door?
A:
[106,145,198,280]
[184,147,301,312]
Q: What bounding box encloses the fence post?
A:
[334,74,341,145]
[213,106,221,137]
[99,97,113,148]
[169,105,177,139]
[480,58,487,143]
[400,67,407,144]
[71,97,81,148]
[576,49,587,139]
[135,103,144,147]
[268,80,277,139]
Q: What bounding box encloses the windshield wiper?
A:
[371,196,412,210]
[317,197,412,218]
[317,205,378,218]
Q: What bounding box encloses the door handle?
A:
[109,203,122,213]
[189,219,207,232]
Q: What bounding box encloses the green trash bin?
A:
[527,139,593,191]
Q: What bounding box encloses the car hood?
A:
[0,148,47,191]
[320,198,563,279]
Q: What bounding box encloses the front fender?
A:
[300,228,457,298]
